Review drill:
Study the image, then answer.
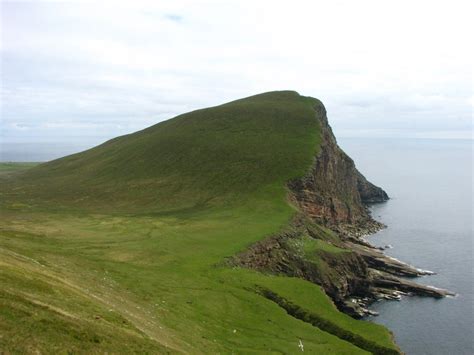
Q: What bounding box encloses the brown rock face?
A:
[288,104,388,228]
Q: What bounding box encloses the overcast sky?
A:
[1,0,473,147]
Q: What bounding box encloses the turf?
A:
[0,91,398,353]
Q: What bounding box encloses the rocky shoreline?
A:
[339,225,454,318]
[231,215,454,319]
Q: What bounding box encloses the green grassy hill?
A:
[8,91,320,213]
[0,91,399,353]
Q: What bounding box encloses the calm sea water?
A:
[339,138,473,355]
[2,139,473,354]
[0,142,98,162]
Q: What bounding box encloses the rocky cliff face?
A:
[233,103,452,318]
[288,104,388,230]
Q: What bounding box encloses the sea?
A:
[339,137,473,355]
[1,138,473,354]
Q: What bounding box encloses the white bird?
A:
[298,339,304,352]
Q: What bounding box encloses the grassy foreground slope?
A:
[0,92,398,353]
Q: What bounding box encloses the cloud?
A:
[1,0,472,145]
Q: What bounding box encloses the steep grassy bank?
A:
[0,92,399,353]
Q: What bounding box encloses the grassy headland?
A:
[0,92,398,353]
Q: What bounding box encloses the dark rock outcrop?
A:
[232,218,372,306]
[356,171,389,204]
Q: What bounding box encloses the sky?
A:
[1,0,473,148]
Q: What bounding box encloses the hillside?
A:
[1,91,409,354]
[5,91,321,213]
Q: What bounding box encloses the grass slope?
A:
[0,91,397,353]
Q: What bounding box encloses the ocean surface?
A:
[2,138,473,354]
[0,142,96,162]
[339,138,473,355]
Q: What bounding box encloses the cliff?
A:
[288,104,388,231]
[233,102,452,318]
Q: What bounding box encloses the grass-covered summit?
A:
[0,91,400,354]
